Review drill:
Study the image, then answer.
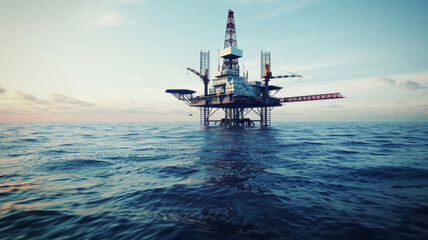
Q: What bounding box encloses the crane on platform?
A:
[261,56,302,100]
[187,67,210,96]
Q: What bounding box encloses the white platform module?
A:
[219,47,243,59]
[214,70,239,77]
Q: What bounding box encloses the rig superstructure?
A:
[166,10,344,127]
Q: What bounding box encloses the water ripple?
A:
[0,122,427,239]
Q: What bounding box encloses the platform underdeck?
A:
[189,94,281,108]
[166,90,279,127]
[197,105,274,127]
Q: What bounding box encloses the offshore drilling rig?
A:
[166,10,344,127]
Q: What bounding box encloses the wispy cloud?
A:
[242,0,322,23]
[0,90,96,117]
[236,0,281,4]
[16,91,37,101]
[277,59,345,73]
[375,76,396,86]
[0,110,25,115]
[401,80,426,90]
[95,12,136,27]
[51,94,94,106]
[0,89,170,118]
[0,86,6,94]
[129,74,142,82]
[119,0,147,3]
[326,104,340,108]
[374,76,426,90]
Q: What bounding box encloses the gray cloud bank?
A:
[375,76,426,90]
[51,94,93,107]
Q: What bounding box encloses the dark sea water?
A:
[0,122,427,240]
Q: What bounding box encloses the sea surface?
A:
[0,122,427,240]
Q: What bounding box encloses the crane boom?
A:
[187,68,207,81]
[279,92,344,103]
[187,67,210,96]
[271,74,302,79]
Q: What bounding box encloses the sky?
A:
[0,0,427,122]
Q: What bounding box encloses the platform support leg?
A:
[200,107,209,126]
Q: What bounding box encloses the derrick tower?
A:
[166,10,344,127]
[222,10,240,73]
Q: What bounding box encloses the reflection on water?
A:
[200,128,278,191]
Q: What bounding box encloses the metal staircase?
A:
[260,107,271,127]
[200,107,209,126]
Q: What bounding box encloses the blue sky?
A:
[0,0,427,121]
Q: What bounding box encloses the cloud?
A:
[0,110,26,115]
[394,101,407,105]
[375,76,396,86]
[0,86,6,94]
[119,0,146,3]
[326,104,340,108]
[400,80,425,90]
[95,12,136,27]
[236,0,281,4]
[129,74,141,82]
[243,0,322,23]
[374,76,425,90]
[37,99,52,105]
[16,91,37,101]
[13,91,92,107]
[118,107,149,115]
[277,59,346,73]
[51,94,93,106]
[422,105,428,114]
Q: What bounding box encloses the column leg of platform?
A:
[235,107,237,127]
[206,107,209,126]
[260,107,263,127]
[240,107,244,126]
[265,107,267,127]
[232,108,235,127]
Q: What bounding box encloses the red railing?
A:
[280,92,344,103]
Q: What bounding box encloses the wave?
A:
[41,159,112,172]
[1,122,427,240]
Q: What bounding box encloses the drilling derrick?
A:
[166,10,344,127]
[222,10,240,73]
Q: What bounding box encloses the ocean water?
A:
[0,122,427,240]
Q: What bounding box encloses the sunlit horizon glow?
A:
[1,0,427,122]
